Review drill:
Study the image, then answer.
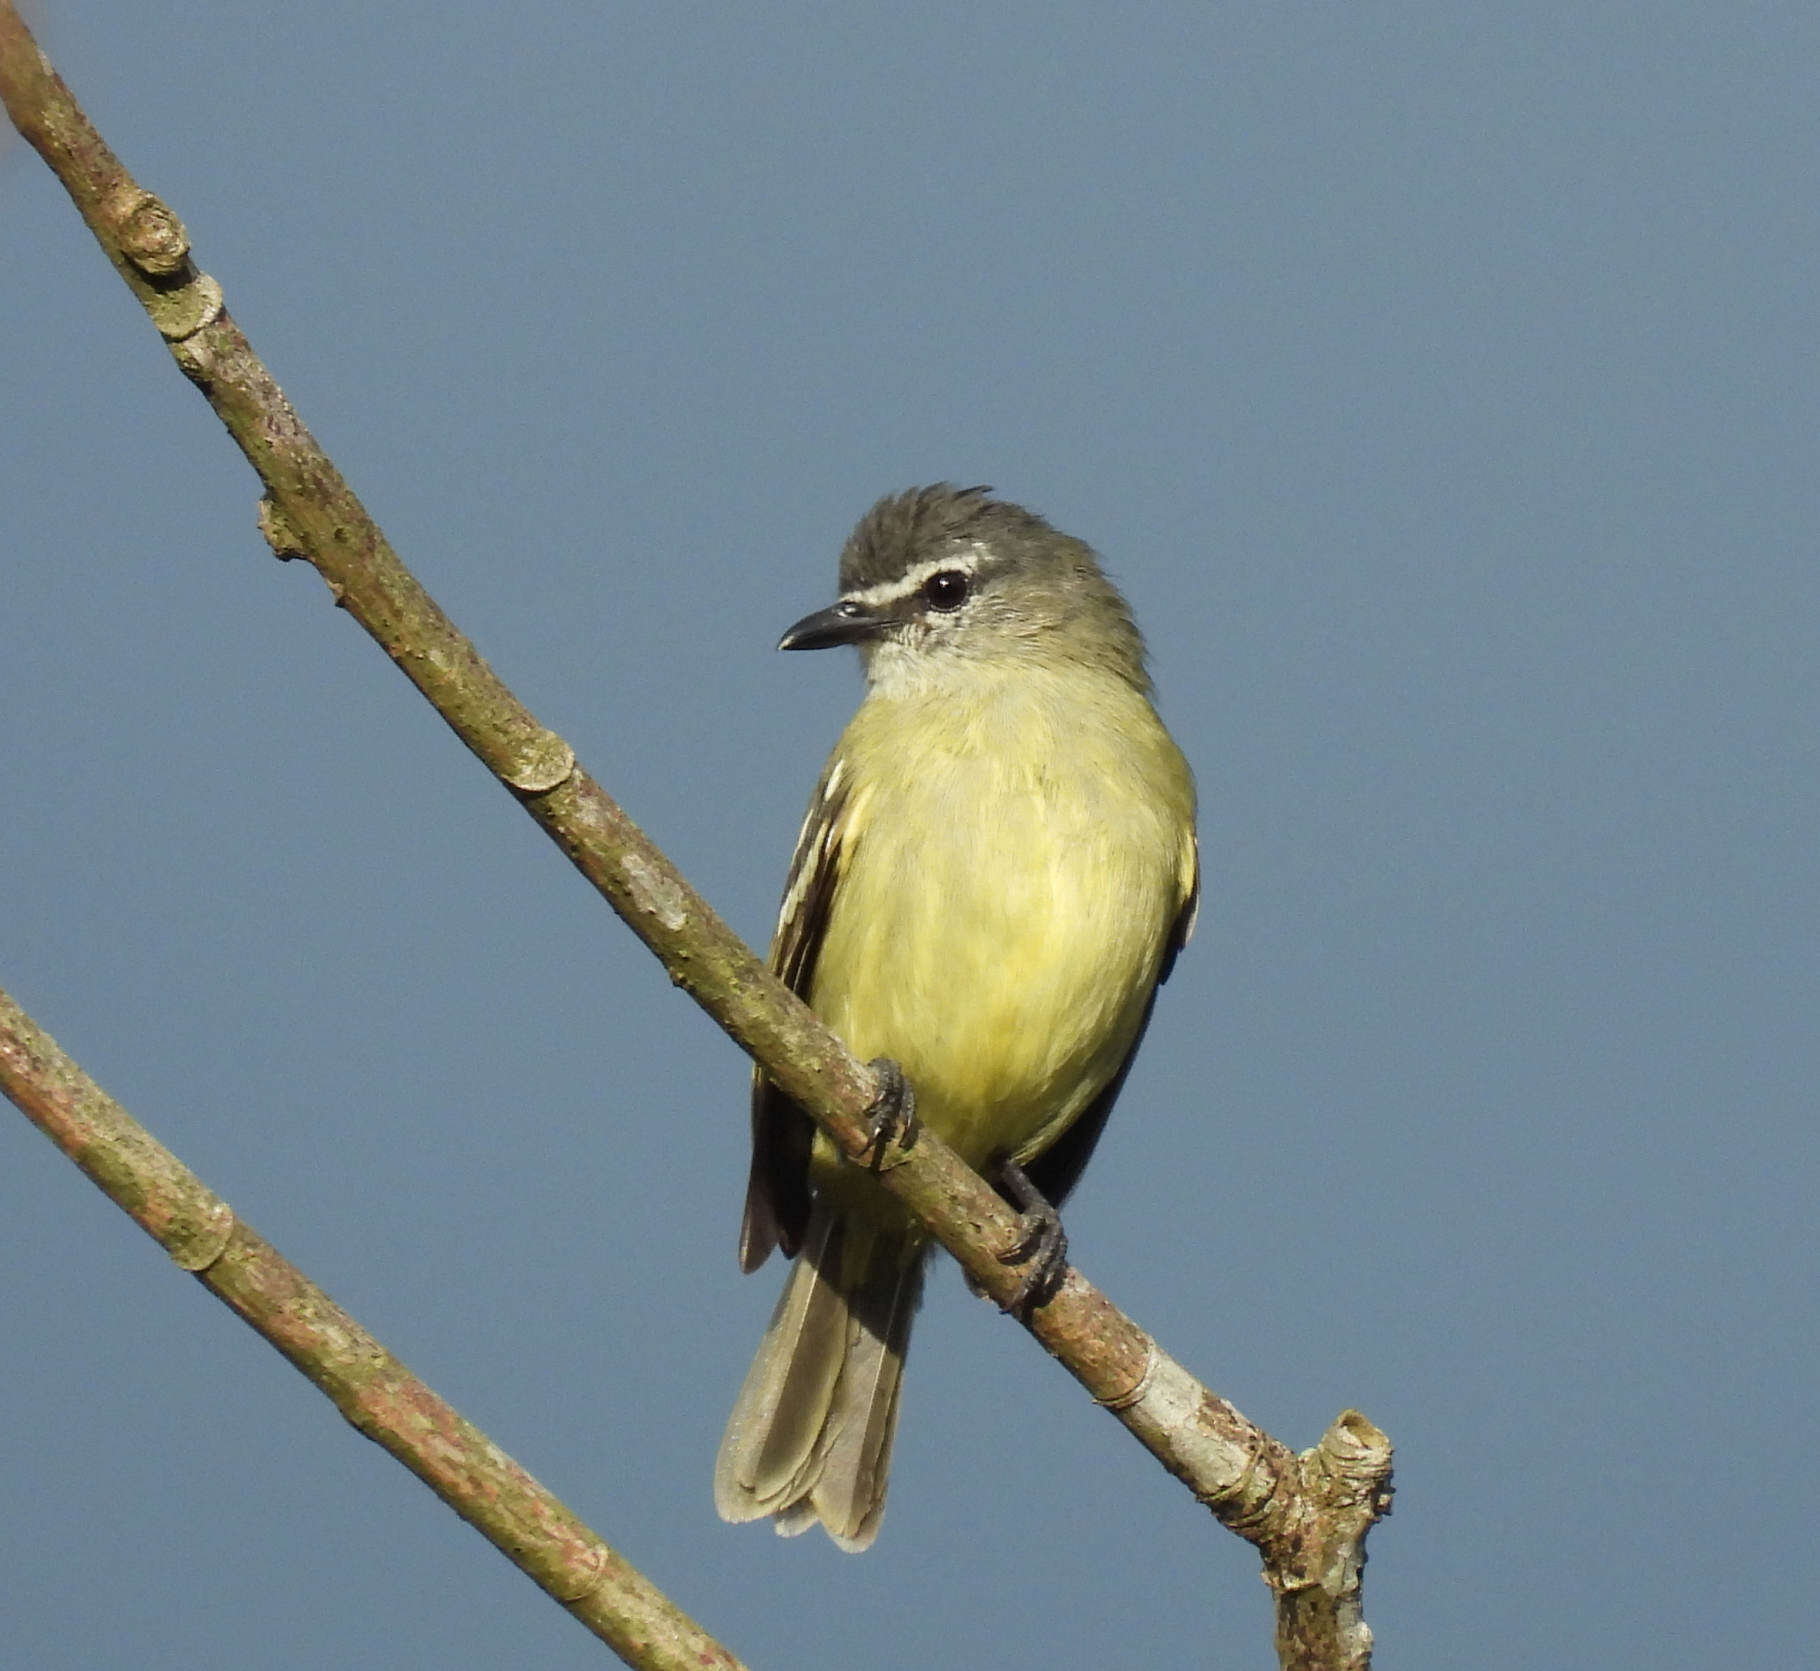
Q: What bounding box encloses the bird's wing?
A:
[1158,827,1200,984]
[1024,831,1200,1209]
[737,756,852,1271]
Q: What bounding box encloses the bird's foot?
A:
[992,1158,1070,1319]
[857,1057,919,1172]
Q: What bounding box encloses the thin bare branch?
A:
[1,10,1392,1665]
[0,985,745,1671]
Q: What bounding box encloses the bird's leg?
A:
[857,1056,919,1172]
[991,1158,1070,1318]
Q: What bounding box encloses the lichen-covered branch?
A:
[1,9,1393,1665]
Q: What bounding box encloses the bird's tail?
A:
[714,1201,926,1551]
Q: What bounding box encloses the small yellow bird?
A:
[715,485,1198,1549]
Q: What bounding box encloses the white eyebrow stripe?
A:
[841,544,989,609]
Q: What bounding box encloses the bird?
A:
[714,484,1198,1550]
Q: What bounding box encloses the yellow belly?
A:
[807,667,1195,1175]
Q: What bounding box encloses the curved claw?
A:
[993,1158,1071,1319]
[858,1056,919,1172]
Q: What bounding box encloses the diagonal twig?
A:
[0,984,746,1671]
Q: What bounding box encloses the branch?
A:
[0,985,744,1671]
[1,10,1392,1667]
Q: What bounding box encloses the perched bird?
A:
[715,485,1198,1550]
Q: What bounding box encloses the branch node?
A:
[502,735,577,796]
[154,271,224,342]
[1200,1429,1276,1531]
[1305,1408,1395,1515]
[256,495,308,561]
[168,1197,237,1272]
[115,189,190,276]
[1093,1336,1158,1411]
[550,1538,610,1605]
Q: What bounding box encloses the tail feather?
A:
[715,1204,925,1551]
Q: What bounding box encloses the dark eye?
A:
[923,570,970,611]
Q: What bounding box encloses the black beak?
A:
[777,598,885,651]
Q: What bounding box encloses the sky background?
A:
[3,5,1814,1667]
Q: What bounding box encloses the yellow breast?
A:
[808,665,1195,1174]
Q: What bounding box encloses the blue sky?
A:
[4,5,1814,1667]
